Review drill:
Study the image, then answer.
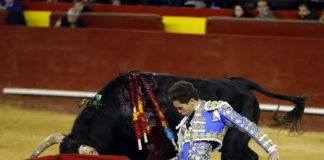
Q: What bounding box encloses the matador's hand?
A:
[268,150,279,160]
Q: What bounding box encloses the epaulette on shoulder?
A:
[204,100,225,111]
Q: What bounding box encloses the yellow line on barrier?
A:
[162,16,206,35]
[23,10,52,27]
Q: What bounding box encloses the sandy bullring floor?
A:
[0,105,323,160]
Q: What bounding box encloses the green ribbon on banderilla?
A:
[79,94,103,109]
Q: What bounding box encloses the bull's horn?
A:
[30,133,65,158]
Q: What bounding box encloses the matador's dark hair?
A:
[168,80,200,103]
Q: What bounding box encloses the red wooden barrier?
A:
[206,17,324,37]
[0,26,323,107]
[0,10,7,26]
[23,1,72,11]
[1,26,324,130]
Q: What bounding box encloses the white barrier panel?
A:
[260,104,324,115]
[3,87,324,115]
[3,88,96,98]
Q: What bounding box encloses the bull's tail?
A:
[229,77,307,134]
[30,133,65,158]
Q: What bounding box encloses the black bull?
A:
[31,71,306,160]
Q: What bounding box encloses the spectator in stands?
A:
[298,3,317,20]
[55,8,85,28]
[0,0,26,25]
[232,4,252,18]
[73,0,92,12]
[111,0,121,5]
[184,0,207,8]
[319,9,324,21]
[256,0,276,19]
[209,0,221,9]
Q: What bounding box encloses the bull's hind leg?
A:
[221,129,258,160]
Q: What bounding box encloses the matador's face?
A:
[172,99,196,116]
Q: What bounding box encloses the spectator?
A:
[73,0,92,12]
[319,9,324,21]
[111,0,121,5]
[184,0,207,8]
[256,0,276,19]
[0,0,26,25]
[232,4,252,18]
[55,8,85,28]
[298,3,317,20]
